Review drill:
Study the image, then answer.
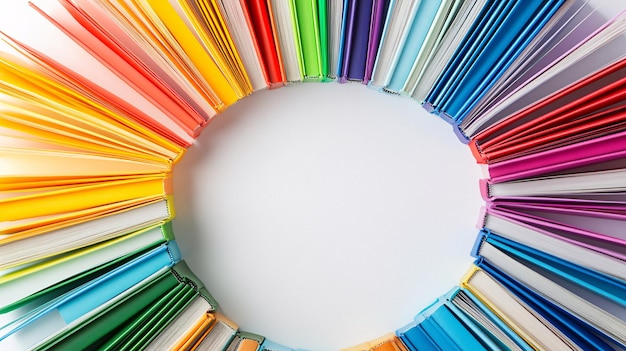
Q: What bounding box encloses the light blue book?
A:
[416,299,489,351]
[0,241,181,349]
[440,289,505,351]
[385,0,443,93]
[396,321,439,351]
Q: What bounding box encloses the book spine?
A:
[346,0,374,81]
[317,0,329,78]
[171,260,219,310]
[364,0,389,84]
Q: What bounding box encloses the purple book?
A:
[339,0,374,82]
[364,0,390,84]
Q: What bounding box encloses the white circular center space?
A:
[172,82,483,350]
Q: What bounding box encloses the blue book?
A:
[446,1,565,122]
[436,1,565,122]
[397,321,439,351]
[385,0,443,93]
[406,291,490,351]
[425,0,504,113]
[431,0,516,114]
[478,260,618,351]
[420,317,461,351]
[477,231,626,306]
[336,0,351,78]
[442,289,512,351]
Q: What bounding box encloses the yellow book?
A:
[0,195,171,237]
[134,0,241,107]
[0,102,183,164]
[0,198,165,248]
[0,174,172,222]
[176,0,253,96]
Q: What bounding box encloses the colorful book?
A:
[338,0,374,83]
[0,241,184,350]
[474,240,626,346]
[293,0,326,80]
[0,223,175,313]
[240,0,286,88]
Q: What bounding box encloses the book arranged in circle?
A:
[1,0,625,350]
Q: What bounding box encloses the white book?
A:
[477,241,626,345]
[463,268,581,351]
[269,0,303,82]
[0,198,173,270]
[369,0,420,89]
[326,0,344,78]
[196,314,238,351]
[485,168,626,198]
[450,290,526,351]
[146,296,213,351]
[0,224,171,312]
[482,211,626,281]
[216,0,268,91]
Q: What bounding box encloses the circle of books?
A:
[1,1,625,351]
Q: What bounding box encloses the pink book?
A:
[485,205,626,261]
[486,130,626,183]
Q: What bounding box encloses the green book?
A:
[294,0,324,80]
[32,261,217,350]
[317,0,329,79]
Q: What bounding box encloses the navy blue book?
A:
[339,0,374,82]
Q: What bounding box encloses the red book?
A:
[471,57,626,164]
[240,0,286,88]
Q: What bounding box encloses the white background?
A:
[171,82,483,350]
[0,2,483,350]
